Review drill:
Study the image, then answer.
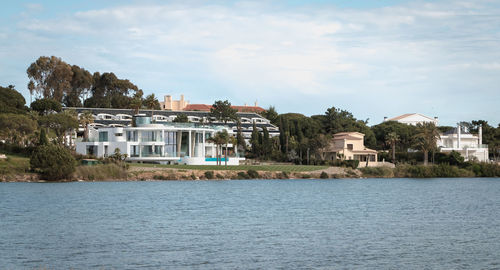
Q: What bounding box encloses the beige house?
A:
[324,132,377,162]
[160,95,189,111]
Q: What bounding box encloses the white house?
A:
[384,113,438,126]
[437,125,489,162]
[76,115,244,165]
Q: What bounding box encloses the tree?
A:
[38,112,78,145]
[84,72,139,108]
[207,131,228,165]
[173,113,189,123]
[262,126,271,159]
[27,56,73,102]
[30,98,62,115]
[63,65,93,107]
[385,132,400,163]
[236,120,246,153]
[0,113,38,146]
[30,144,76,180]
[144,93,160,119]
[0,86,27,114]
[210,100,238,123]
[130,90,144,115]
[79,111,94,141]
[38,128,49,146]
[250,121,260,157]
[414,122,440,166]
[260,106,278,125]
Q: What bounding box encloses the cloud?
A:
[3,0,500,125]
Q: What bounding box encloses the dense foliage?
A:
[30,144,76,180]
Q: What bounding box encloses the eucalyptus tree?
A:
[27,56,73,102]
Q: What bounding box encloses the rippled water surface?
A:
[1,178,500,269]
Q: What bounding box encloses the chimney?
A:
[479,126,483,146]
[244,103,247,106]
[434,117,438,125]
[383,116,388,122]
[457,124,461,149]
[180,94,184,101]
[254,100,258,107]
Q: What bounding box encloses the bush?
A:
[75,163,128,181]
[329,159,360,169]
[247,169,259,179]
[301,173,311,179]
[30,145,76,180]
[394,164,475,178]
[216,173,224,179]
[204,171,215,179]
[237,172,249,179]
[359,167,394,178]
[320,171,329,179]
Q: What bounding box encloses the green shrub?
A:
[237,172,249,179]
[301,173,311,179]
[281,171,289,178]
[247,169,259,179]
[190,172,197,180]
[204,171,215,179]
[359,167,394,178]
[320,171,329,179]
[75,163,128,180]
[30,145,76,180]
[216,173,224,179]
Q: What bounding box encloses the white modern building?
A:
[437,125,489,162]
[384,113,438,126]
[76,115,244,165]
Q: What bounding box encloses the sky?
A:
[1,0,499,126]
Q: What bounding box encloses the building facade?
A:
[323,132,378,162]
[76,115,243,165]
[384,113,438,126]
[159,94,189,111]
[437,125,489,162]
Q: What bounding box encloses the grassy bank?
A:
[129,163,328,172]
[74,163,128,181]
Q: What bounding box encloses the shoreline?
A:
[2,166,498,183]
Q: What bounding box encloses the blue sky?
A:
[1,0,499,126]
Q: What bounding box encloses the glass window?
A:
[98,132,108,142]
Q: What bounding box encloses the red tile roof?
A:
[183,104,266,113]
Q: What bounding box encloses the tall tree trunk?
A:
[392,143,396,163]
[225,144,228,167]
[424,150,429,166]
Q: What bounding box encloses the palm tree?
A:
[207,130,229,165]
[385,132,400,163]
[414,122,440,166]
[79,110,94,141]
[144,94,159,120]
[130,90,143,115]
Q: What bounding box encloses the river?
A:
[1,178,499,269]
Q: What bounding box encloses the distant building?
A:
[159,95,189,111]
[158,94,265,113]
[437,125,489,162]
[384,113,438,126]
[324,132,377,162]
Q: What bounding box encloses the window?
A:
[98,132,108,142]
[126,131,138,142]
[347,144,353,150]
[130,145,139,157]
[115,133,123,137]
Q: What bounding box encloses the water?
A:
[1,178,499,269]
